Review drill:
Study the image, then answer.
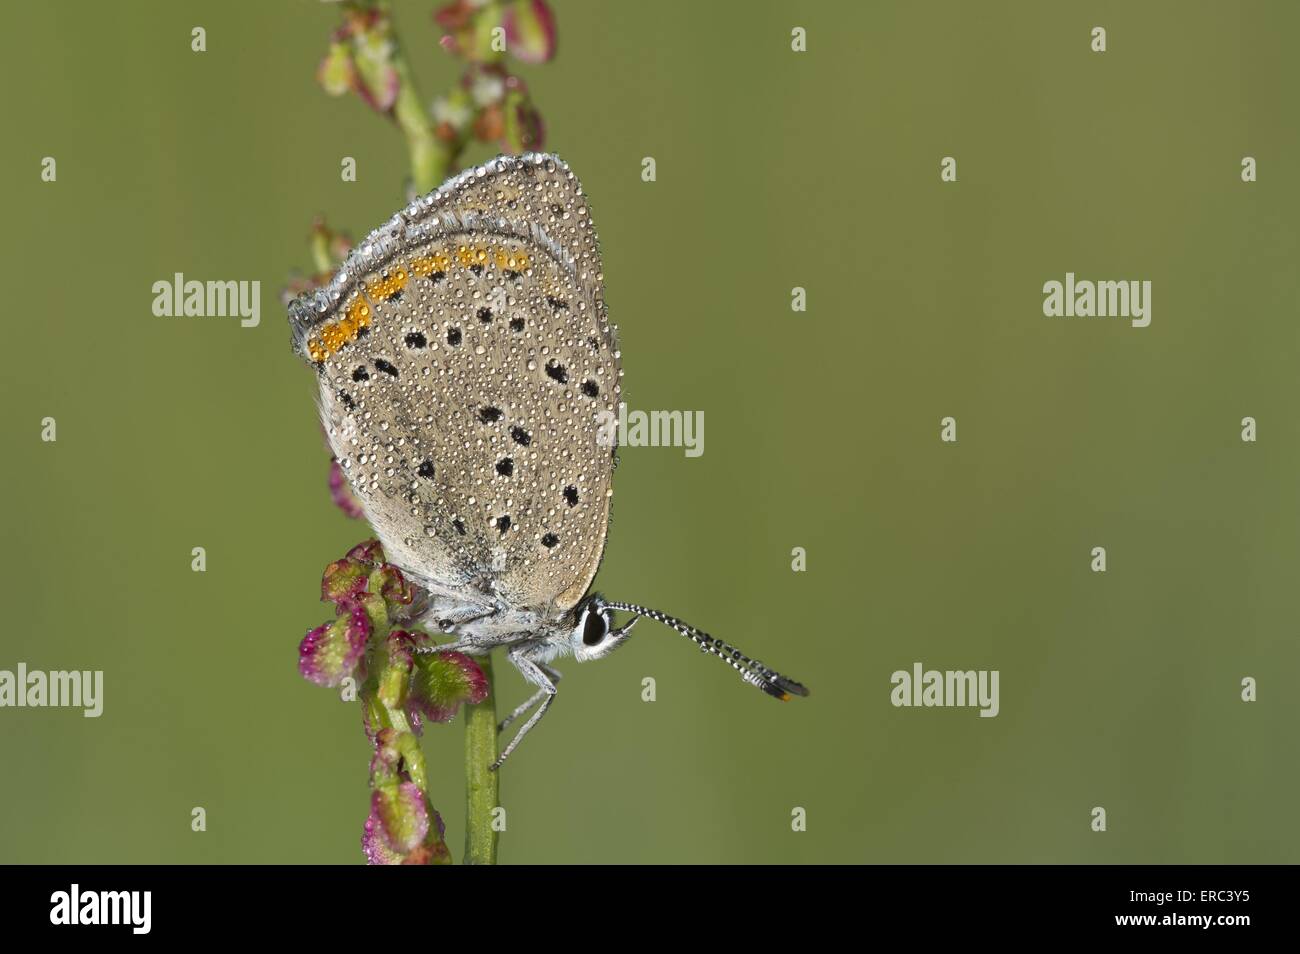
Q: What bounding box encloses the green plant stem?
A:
[391,60,453,193]
[374,0,459,193]
[339,0,502,867]
[310,226,334,275]
[463,654,499,864]
[388,25,491,853]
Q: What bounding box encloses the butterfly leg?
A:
[492,647,559,770]
[410,601,499,633]
[498,663,562,732]
[435,608,501,633]
[411,608,502,656]
[414,639,478,656]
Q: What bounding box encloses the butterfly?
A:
[288,154,808,768]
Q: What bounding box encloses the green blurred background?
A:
[2,0,1297,864]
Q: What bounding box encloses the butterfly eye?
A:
[571,602,638,663]
[582,607,609,646]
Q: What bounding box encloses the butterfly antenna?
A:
[601,601,810,701]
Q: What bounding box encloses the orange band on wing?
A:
[307,246,534,363]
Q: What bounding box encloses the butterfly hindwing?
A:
[300,156,620,615]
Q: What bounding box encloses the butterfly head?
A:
[567,594,637,661]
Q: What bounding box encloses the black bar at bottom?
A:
[0,864,1275,939]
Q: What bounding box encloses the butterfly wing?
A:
[288,155,620,616]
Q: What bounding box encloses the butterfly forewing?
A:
[299,156,620,616]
